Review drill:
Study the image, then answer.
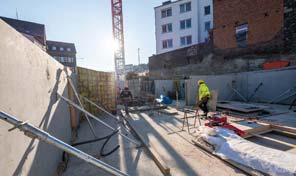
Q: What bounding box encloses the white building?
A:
[154,0,213,54]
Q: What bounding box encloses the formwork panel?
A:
[77,67,116,116]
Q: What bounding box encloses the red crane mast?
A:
[111,0,125,80]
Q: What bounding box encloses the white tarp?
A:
[198,126,296,176]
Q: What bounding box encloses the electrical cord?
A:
[62,129,120,166]
[72,130,120,157]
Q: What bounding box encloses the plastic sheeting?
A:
[198,126,296,176]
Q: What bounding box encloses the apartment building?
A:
[154,0,213,54]
[0,16,46,50]
[46,40,77,73]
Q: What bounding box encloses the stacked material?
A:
[197,126,296,176]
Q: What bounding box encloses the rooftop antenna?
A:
[15,8,19,20]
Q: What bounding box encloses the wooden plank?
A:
[123,114,170,175]
[192,139,264,176]
[250,133,296,148]
[243,129,273,139]
[231,121,271,135]
[272,129,296,139]
[159,109,178,115]
[271,125,296,134]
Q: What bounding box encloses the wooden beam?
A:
[67,79,76,129]
[243,129,273,139]
[123,113,170,175]
[250,133,296,148]
[272,129,296,139]
[271,125,296,134]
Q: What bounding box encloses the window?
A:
[180,2,191,13]
[52,46,56,50]
[162,39,173,49]
[60,47,64,51]
[67,48,71,52]
[60,56,65,62]
[162,23,173,33]
[204,5,211,15]
[68,57,74,63]
[236,24,248,48]
[205,21,211,31]
[161,8,172,18]
[180,19,191,29]
[180,35,192,46]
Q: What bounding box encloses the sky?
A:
[0,0,164,71]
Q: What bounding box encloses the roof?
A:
[154,0,184,9]
[46,40,77,54]
[0,16,46,45]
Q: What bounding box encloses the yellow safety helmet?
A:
[198,79,204,85]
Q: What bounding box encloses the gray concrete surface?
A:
[62,116,162,176]
[127,111,245,176]
[0,19,75,176]
[155,80,186,99]
[186,66,296,105]
[248,133,296,155]
[256,103,296,128]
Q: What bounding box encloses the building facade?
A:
[125,64,149,74]
[155,0,213,54]
[213,0,284,50]
[0,16,46,50]
[46,40,77,73]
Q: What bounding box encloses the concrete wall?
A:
[0,19,74,176]
[187,66,296,105]
[155,80,174,98]
[154,80,186,99]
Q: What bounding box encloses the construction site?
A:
[1,0,296,176]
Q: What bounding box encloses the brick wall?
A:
[149,41,212,71]
[213,0,284,49]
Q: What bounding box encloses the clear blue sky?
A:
[0,0,163,71]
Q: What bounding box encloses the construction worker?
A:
[120,86,133,115]
[197,80,211,117]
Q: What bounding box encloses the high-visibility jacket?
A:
[198,83,210,100]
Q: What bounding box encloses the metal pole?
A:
[80,95,132,136]
[273,92,296,104]
[66,76,97,138]
[231,87,248,102]
[81,95,118,121]
[269,85,296,103]
[58,94,140,147]
[247,82,263,102]
[0,111,128,176]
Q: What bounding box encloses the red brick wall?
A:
[213,0,284,49]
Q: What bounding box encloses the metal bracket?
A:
[8,121,28,132]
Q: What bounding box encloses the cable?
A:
[100,131,120,157]
[72,130,120,157]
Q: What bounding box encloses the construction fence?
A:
[77,67,116,116]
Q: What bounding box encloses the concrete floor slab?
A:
[62,116,162,176]
[248,133,296,155]
[127,110,245,176]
